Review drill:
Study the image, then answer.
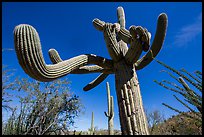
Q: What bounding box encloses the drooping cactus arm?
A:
[117,27,132,44]
[93,18,105,31]
[104,23,123,61]
[83,73,109,91]
[14,24,113,82]
[93,18,130,59]
[93,19,122,62]
[135,13,168,70]
[93,7,130,59]
[48,48,111,91]
[71,67,113,74]
[48,48,114,74]
[93,18,127,39]
[124,26,145,64]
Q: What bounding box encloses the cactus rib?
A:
[118,28,132,44]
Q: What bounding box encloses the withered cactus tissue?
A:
[14,6,167,135]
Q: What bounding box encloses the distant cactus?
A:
[104,82,114,135]
[88,112,95,135]
[14,6,167,135]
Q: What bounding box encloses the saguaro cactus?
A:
[14,6,167,135]
[90,112,94,135]
[104,82,114,135]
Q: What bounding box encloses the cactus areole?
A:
[14,6,167,135]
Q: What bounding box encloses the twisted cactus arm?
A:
[102,23,122,61]
[124,26,145,64]
[93,18,132,43]
[93,18,151,65]
[14,24,113,82]
[48,48,114,74]
[135,13,168,70]
[117,27,132,44]
[93,20,121,61]
[93,7,129,59]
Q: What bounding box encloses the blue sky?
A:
[2,2,202,131]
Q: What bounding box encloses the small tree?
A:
[154,59,202,127]
[146,109,165,135]
[2,67,83,135]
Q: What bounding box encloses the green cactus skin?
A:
[104,82,114,135]
[48,48,114,74]
[48,48,112,90]
[14,24,113,82]
[135,13,167,70]
[14,6,167,135]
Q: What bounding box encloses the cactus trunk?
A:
[108,113,114,135]
[114,59,149,135]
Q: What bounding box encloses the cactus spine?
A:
[14,6,167,135]
[104,82,114,135]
